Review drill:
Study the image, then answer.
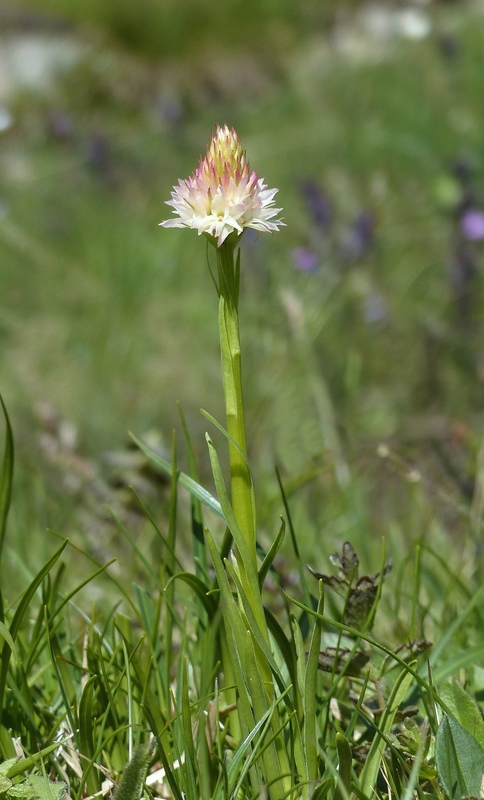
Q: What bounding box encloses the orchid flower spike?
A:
[160,124,284,247]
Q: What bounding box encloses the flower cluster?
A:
[160,124,284,246]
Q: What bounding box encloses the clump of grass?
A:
[1,391,484,799]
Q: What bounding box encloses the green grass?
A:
[0,1,484,796]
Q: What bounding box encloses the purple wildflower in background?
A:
[291,247,318,271]
[451,156,474,187]
[87,134,109,172]
[341,211,375,263]
[48,110,74,141]
[438,33,460,61]
[300,180,332,229]
[449,245,476,325]
[363,293,388,325]
[157,91,184,129]
[460,209,484,241]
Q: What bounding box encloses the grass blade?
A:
[178,403,208,579]
[130,432,223,519]
[258,517,285,590]
[0,540,68,733]
[304,581,324,783]
[78,674,100,797]
[360,664,415,796]
[0,395,14,566]
[166,572,218,617]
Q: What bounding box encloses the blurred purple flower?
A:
[363,293,388,324]
[460,209,484,241]
[451,157,475,190]
[86,134,110,175]
[341,211,375,263]
[449,245,476,325]
[48,110,74,141]
[292,247,318,271]
[300,180,332,229]
[438,33,459,61]
[157,92,184,128]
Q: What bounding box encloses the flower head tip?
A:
[160,124,284,246]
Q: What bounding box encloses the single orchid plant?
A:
[160,126,293,800]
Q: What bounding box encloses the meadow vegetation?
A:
[0,1,484,798]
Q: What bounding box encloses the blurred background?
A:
[1,0,484,587]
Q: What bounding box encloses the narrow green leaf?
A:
[310,777,334,800]
[258,518,285,590]
[129,669,185,800]
[47,534,138,615]
[166,572,218,617]
[6,742,64,778]
[130,433,223,519]
[0,540,69,726]
[304,581,324,783]
[204,528,255,735]
[205,436,261,608]
[0,620,15,654]
[0,395,14,565]
[284,594,437,706]
[201,409,256,530]
[243,630,286,798]
[212,703,274,800]
[110,509,161,584]
[276,466,313,614]
[292,613,307,707]
[121,637,134,760]
[335,733,352,800]
[134,583,156,639]
[179,658,199,800]
[164,431,178,698]
[42,595,81,755]
[422,543,484,625]
[178,403,208,579]
[360,665,415,796]
[47,627,76,708]
[429,585,484,669]
[433,643,484,684]
[265,608,298,697]
[224,559,286,696]
[79,674,100,797]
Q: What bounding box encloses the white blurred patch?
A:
[0,34,84,100]
[361,4,432,41]
[0,105,12,131]
[396,9,432,40]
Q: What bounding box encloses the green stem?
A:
[215,240,292,799]
[216,242,272,641]
[216,241,256,568]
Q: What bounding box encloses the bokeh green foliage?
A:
[7,0,355,58]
